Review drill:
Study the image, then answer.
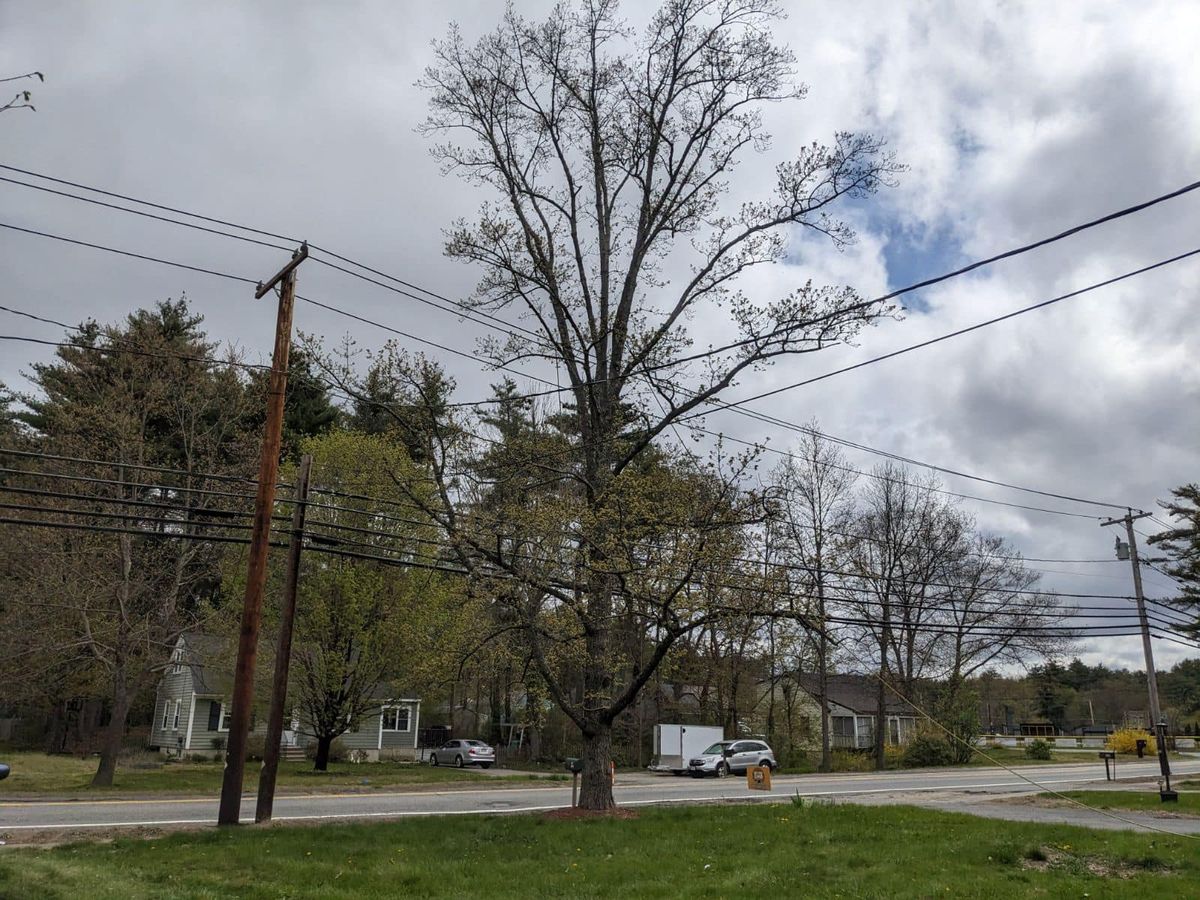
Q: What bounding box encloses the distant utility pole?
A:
[255,452,312,824]
[218,242,308,827]
[1101,508,1175,800]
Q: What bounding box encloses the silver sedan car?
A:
[687,739,777,777]
[429,739,496,769]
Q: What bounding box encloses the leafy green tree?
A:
[1161,659,1200,716]
[929,682,982,764]
[246,347,340,461]
[2,299,256,785]
[1150,484,1200,632]
[342,343,452,467]
[1031,663,1073,732]
[288,430,466,770]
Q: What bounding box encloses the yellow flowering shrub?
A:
[1105,728,1156,754]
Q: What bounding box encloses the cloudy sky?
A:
[2,1,1197,672]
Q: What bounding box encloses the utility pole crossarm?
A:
[255,242,308,299]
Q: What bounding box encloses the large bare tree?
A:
[415,0,899,808]
[769,425,857,771]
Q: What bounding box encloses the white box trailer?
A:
[649,724,725,774]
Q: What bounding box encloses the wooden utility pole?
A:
[218,243,308,826]
[1101,508,1175,800]
[255,452,312,824]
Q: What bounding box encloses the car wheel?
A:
[759,759,772,770]
[430,754,439,767]
[716,762,728,778]
[455,754,465,768]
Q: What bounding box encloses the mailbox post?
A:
[1157,720,1178,802]
[1098,750,1116,781]
[565,757,583,807]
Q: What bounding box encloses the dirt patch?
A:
[0,823,196,848]
[542,806,640,821]
[1019,845,1172,879]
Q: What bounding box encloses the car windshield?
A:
[702,743,729,754]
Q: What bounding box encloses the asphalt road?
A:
[3,758,1197,835]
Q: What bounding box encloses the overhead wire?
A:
[0,455,1172,604]
[0,446,1158,577]
[4,166,1193,514]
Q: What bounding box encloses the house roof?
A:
[179,632,232,694]
[176,633,417,702]
[794,674,914,717]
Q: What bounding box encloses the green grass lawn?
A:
[1037,789,1200,816]
[0,752,564,797]
[1,803,1196,899]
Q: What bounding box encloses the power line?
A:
[0,175,293,252]
[0,445,1133,572]
[0,222,257,285]
[8,162,1200,383]
[0,163,300,243]
[704,246,1200,411]
[2,167,1190,514]
[0,218,1144,520]
[0,333,274,374]
[0,318,1119,523]
[0,502,1171,635]
[0,461,1158,604]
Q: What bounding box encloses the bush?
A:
[901,734,955,768]
[1024,739,1052,760]
[1106,728,1156,755]
[304,737,349,763]
[244,734,268,761]
[829,750,873,772]
[210,736,227,752]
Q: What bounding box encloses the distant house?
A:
[150,634,421,761]
[793,674,919,749]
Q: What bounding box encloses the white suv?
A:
[687,740,777,777]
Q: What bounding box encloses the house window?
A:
[161,700,171,730]
[170,644,184,675]
[381,706,410,731]
[208,700,229,732]
[172,699,181,730]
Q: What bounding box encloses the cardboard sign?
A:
[747,765,772,791]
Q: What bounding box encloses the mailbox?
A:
[564,757,583,774]
[0,763,9,781]
[1098,750,1116,781]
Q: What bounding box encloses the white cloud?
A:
[1,0,1195,668]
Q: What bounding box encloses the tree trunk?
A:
[489,675,504,746]
[92,675,132,787]
[578,723,615,810]
[314,734,332,771]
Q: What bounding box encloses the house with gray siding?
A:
[795,674,918,749]
[150,634,421,761]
